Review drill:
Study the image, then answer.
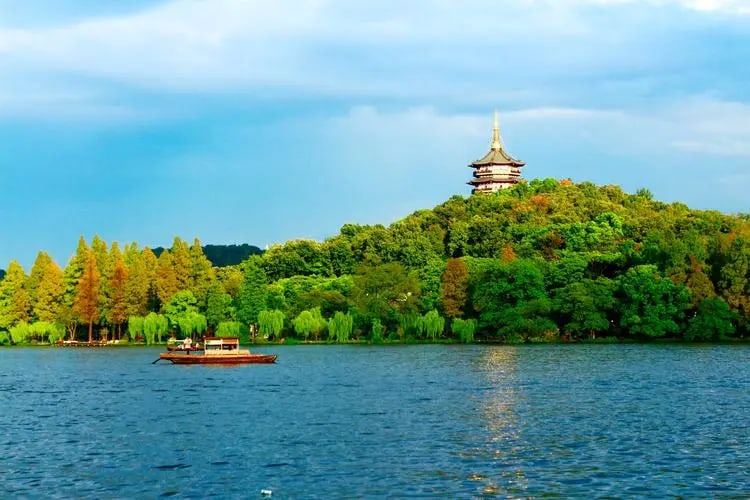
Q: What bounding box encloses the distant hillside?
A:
[0,269,4,281]
[153,243,262,267]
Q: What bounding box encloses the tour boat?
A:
[157,337,277,365]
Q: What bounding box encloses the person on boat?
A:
[182,337,192,349]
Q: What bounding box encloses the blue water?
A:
[1,344,748,498]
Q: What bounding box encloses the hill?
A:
[2,178,749,344]
[152,243,262,267]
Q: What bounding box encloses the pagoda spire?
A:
[490,109,502,151]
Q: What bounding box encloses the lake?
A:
[1,344,748,498]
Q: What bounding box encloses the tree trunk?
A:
[88,320,93,343]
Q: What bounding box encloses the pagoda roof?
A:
[470,148,525,167]
[469,111,525,167]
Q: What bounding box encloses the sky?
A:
[1,0,749,270]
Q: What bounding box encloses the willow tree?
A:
[74,250,100,343]
[258,309,285,340]
[328,311,353,343]
[423,310,445,341]
[292,308,326,341]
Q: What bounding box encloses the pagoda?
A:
[468,111,525,194]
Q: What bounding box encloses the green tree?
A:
[27,251,53,317]
[34,260,64,323]
[91,235,111,326]
[163,290,199,334]
[472,259,556,341]
[292,308,326,340]
[422,309,445,341]
[235,258,268,340]
[143,312,169,344]
[452,318,477,344]
[189,238,215,306]
[128,315,144,342]
[351,262,420,329]
[684,297,737,341]
[0,260,31,329]
[216,321,242,338]
[171,237,193,292]
[205,282,233,329]
[553,278,615,339]
[617,265,691,339]
[125,246,158,316]
[328,311,354,343]
[258,309,285,340]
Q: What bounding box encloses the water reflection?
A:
[473,346,529,496]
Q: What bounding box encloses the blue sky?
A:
[1,0,749,269]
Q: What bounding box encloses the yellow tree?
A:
[155,250,179,307]
[74,250,100,343]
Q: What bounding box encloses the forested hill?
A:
[152,243,262,267]
[2,178,750,345]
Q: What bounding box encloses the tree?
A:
[292,308,326,340]
[27,251,53,317]
[235,258,268,340]
[155,250,179,306]
[553,278,615,339]
[163,290,199,335]
[452,318,477,344]
[472,259,556,341]
[128,315,144,341]
[107,257,129,339]
[143,312,168,344]
[91,235,111,326]
[125,247,158,316]
[205,282,233,329]
[422,309,445,341]
[328,311,354,343]
[216,321,242,338]
[684,298,737,341]
[441,258,469,319]
[258,310,285,340]
[189,238,215,306]
[74,250,100,343]
[0,260,31,329]
[171,237,193,292]
[34,260,64,323]
[616,265,691,339]
[351,262,420,329]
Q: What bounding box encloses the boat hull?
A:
[159,352,277,364]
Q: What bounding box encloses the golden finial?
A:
[491,109,502,150]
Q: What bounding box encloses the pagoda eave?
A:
[468,160,525,168]
[467,178,520,186]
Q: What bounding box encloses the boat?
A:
[157,337,277,365]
